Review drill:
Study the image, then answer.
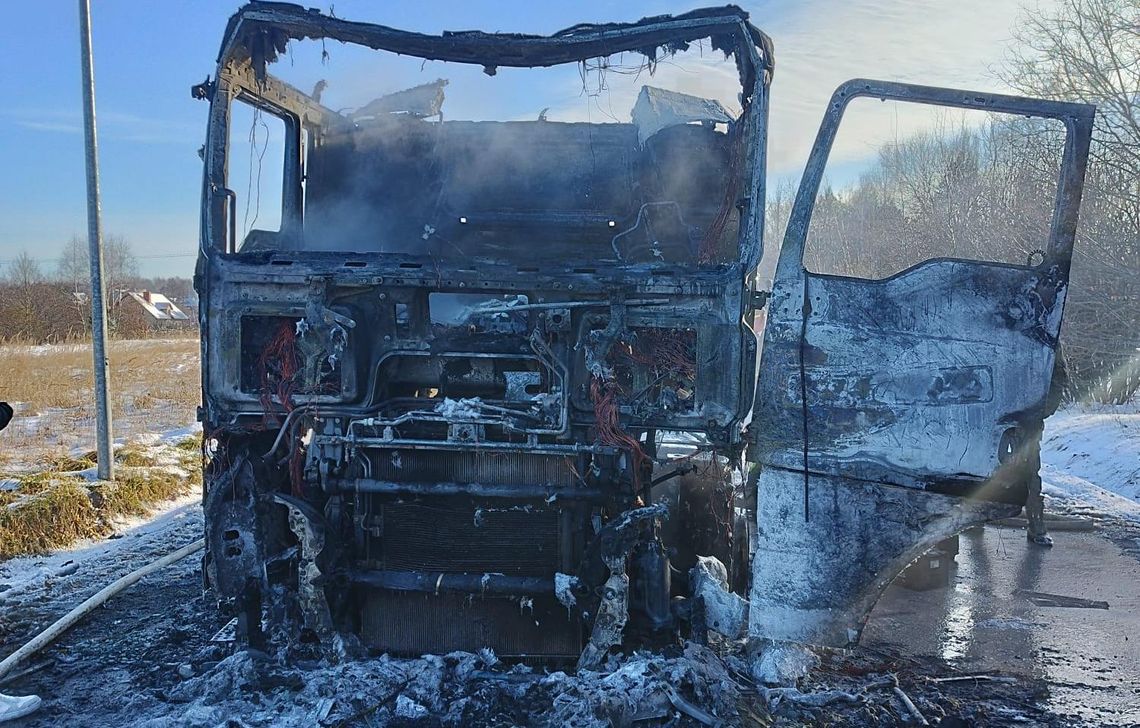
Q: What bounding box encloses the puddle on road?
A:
[865,524,1140,726]
[939,580,976,662]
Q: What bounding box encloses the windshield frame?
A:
[201,3,774,272]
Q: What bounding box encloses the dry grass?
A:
[0,338,200,414]
[44,452,98,473]
[115,444,159,467]
[0,339,203,560]
[0,435,202,560]
[0,478,103,558]
[0,338,201,467]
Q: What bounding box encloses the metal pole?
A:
[79,0,114,481]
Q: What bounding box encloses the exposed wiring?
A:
[700,121,745,263]
[257,320,299,423]
[590,376,649,490]
[610,201,686,260]
[256,321,303,495]
[618,328,697,380]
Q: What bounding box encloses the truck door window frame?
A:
[751,79,1095,497]
[774,79,1093,288]
[212,83,304,254]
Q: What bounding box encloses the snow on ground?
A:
[1041,401,1140,522]
[2,339,195,357]
[0,420,202,605]
[0,493,201,602]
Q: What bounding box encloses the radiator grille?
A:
[372,450,574,487]
[361,591,581,659]
[374,500,560,576]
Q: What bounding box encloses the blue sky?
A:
[0,0,1044,278]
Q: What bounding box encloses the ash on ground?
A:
[1,490,1130,726]
[0,567,1083,728]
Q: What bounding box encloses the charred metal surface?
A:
[754,261,1074,500]
[273,494,339,652]
[196,5,1093,663]
[577,503,668,670]
[748,469,1017,646]
[216,4,774,78]
[747,80,1094,648]
[203,454,266,600]
[752,81,1094,497]
[690,555,748,641]
[198,2,769,664]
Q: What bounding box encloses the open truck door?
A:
[747,80,1095,646]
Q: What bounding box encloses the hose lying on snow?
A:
[0,538,205,681]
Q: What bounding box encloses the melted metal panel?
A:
[754,260,1070,499]
[746,79,1094,649]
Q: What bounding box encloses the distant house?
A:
[116,290,195,337]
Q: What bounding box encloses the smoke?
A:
[286,43,746,264]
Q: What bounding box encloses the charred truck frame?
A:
[195,3,1094,663]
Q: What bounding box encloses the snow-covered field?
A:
[1042,401,1140,522]
[0,338,199,472]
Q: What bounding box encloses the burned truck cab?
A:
[198,2,1094,662]
[196,3,773,662]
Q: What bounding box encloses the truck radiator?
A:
[370,449,576,487]
[368,499,562,576]
[361,591,581,659]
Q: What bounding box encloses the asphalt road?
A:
[866,522,1140,726]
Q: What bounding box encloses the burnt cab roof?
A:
[218,2,773,89]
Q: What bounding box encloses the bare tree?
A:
[56,234,141,299]
[1,252,48,340]
[801,116,1058,279]
[5,251,44,287]
[56,235,88,290]
[999,0,1140,401]
[1001,0,1139,206]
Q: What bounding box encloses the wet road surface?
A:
[865,523,1140,726]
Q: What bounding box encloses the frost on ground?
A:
[130,642,742,728]
[0,339,203,560]
[0,338,199,471]
[0,428,202,560]
[1041,402,1140,523]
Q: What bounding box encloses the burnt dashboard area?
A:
[201,262,754,660]
[300,109,743,266]
[210,265,750,449]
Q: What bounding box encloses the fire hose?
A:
[0,538,205,707]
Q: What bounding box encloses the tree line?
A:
[0,235,195,343]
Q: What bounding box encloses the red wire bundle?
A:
[618,329,696,380]
[699,125,745,264]
[257,320,305,495]
[258,321,299,422]
[590,376,649,489]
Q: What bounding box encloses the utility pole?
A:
[79,0,114,481]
